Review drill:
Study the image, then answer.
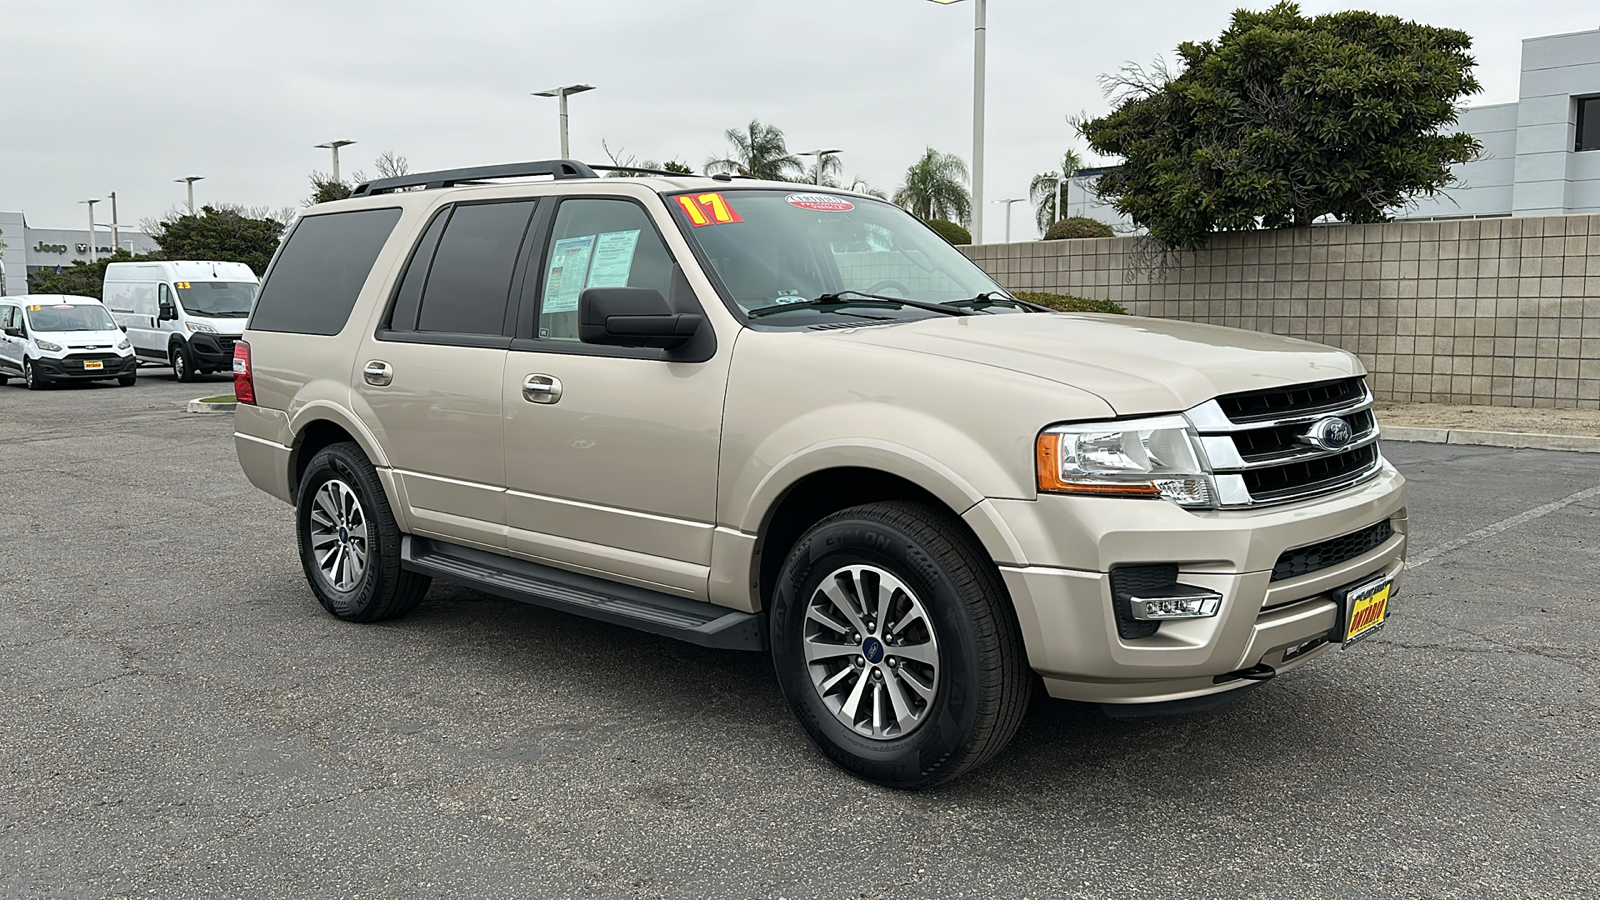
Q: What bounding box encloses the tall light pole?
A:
[797,149,843,185]
[315,140,357,184]
[929,0,986,244]
[531,84,596,159]
[108,191,119,254]
[175,176,203,214]
[992,198,1026,244]
[79,199,100,263]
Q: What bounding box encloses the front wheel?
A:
[295,442,430,622]
[769,501,1031,789]
[24,359,45,390]
[117,373,137,386]
[171,344,195,382]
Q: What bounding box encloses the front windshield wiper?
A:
[943,291,1053,313]
[747,290,974,320]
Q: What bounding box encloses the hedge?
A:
[1043,216,1115,240]
[925,219,972,245]
[1010,291,1128,315]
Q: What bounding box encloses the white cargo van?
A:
[103,261,259,382]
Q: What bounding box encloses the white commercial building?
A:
[1064,27,1600,231]
[0,210,159,296]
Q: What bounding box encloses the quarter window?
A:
[249,207,402,335]
[535,199,675,341]
[414,201,536,337]
[1578,96,1600,152]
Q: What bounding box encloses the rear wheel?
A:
[769,501,1031,789]
[296,441,430,622]
[171,344,195,382]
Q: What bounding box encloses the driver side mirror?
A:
[158,304,177,322]
[3,326,22,339]
[578,287,702,350]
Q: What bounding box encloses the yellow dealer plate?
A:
[83,360,103,370]
[1343,575,1392,648]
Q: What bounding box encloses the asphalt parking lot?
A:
[2,374,1597,899]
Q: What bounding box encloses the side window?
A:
[1,307,14,329]
[413,200,535,337]
[536,199,675,341]
[385,207,450,332]
[249,207,403,335]
[158,283,172,312]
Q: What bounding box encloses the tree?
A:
[705,120,802,181]
[848,177,889,200]
[602,140,694,176]
[1029,149,1085,234]
[146,205,287,275]
[892,147,971,225]
[308,151,407,204]
[1076,2,1482,248]
[801,153,844,187]
[309,174,352,204]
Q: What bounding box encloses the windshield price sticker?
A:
[677,193,743,227]
[175,281,193,289]
[27,305,42,310]
[785,193,854,212]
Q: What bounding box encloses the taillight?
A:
[233,340,255,405]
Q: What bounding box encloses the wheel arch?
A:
[287,404,391,497]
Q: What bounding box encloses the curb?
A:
[1383,425,1600,454]
[187,398,238,414]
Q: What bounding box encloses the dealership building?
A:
[0,210,160,296]
[1066,27,1600,231]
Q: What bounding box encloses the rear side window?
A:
[411,200,535,337]
[249,207,402,335]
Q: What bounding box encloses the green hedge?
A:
[925,219,972,245]
[1043,216,1114,240]
[1010,291,1128,315]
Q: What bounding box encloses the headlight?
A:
[117,338,131,350]
[186,322,217,333]
[1036,416,1215,507]
[34,338,63,352]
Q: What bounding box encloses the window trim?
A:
[509,194,709,361]
[1577,95,1600,153]
[375,198,539,348]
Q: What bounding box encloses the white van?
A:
[0,294,138,389]
[102,261,259,382]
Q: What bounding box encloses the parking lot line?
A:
[1406,481,1600,569]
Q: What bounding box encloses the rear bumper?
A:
[33,355,138,379]
[971,462,1409,705]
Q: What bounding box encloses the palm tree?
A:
[1030,149,1085,234]
[705,120,802,181]
[892,147,971,225]
[802,153,844,187]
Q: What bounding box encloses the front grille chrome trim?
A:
[1186,389,1374,433]
[1198,426,1383,471]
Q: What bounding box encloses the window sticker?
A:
[175,281,192,289]
[542,235,596,314]
[677,193,743,226]
[785,193,854,212]
[586,230,641,289]
[27,305,42,311]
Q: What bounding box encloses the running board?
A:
[401,536,765,651]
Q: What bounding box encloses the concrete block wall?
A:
[961,213,1600,409]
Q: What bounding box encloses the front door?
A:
[353,198,539,551]
[502,196,730,599]
[0,306,22,374]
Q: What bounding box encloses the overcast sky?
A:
[4,0,1597,239]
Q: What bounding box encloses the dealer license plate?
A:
[83,360,103,370]
[1342,575,1392,648]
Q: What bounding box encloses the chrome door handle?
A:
[363,360,393,386]
[522,373,562,404]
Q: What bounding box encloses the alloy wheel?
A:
[307,479,369,592]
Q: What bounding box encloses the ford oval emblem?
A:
[1303,417,1355,451]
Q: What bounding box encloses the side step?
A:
[400,536,766,651]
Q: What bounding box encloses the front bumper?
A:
[188,334,240,369]
[33,354,138,380]
[968,462,1408,705]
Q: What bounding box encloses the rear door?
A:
[354,199,538,551]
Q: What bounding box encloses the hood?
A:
[821,313,1363,415]
[42,329,128,349]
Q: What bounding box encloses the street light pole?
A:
[798,149,843,185]
[929,0,987,244]
[109,191,119,253]
[532,84,596,159]
[315,140,357,183]
[992,198,1026,244]
[79,199,100,263]
[175,176,203,214]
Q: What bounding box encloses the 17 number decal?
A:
[677,193,743,227]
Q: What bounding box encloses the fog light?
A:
[1129,589,1223,621]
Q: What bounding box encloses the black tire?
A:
[0,374,9,386]
[117,373,137,386]
[171,343,195,382]
[24,359,46,390]
[295,441,430,622]
[769,501,1031,789]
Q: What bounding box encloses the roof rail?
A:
[350,159,599,197]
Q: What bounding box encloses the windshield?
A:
[24,303,117,332]
[175,281,257,318]
[669,190,1010,324]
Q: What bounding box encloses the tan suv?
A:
[234,160,1408,788]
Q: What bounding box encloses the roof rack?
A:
[350,159,599,197]
[588,164,702,178]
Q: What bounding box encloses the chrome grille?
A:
[1188,376,1383,508]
